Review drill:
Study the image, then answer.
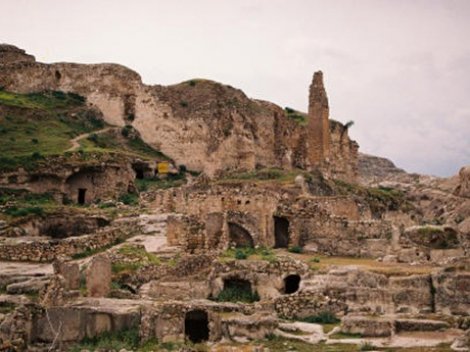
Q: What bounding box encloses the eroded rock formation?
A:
[0,44,358,180]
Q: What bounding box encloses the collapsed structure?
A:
[0,44,468,351]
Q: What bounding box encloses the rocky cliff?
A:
[0,44,358,179]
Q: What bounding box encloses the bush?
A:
[121,125,132,138]
[31,138,39,144]
[31,151,42,160]
[359,342,375,351]
[179,100,188,108]
[69,328,139,352]
[3,206,44,217]
[288,245,303,254]
[300,311,340,324]
[118,193,139,206]
[235,248,248,260]
[214,287,260,303]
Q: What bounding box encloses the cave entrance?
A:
[284,274,301,294]
[185,310,209,343]
[228,222,254,248]
[78,188,87,205]
[274,216,289,248]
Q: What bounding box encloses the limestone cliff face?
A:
[0,44,358,179]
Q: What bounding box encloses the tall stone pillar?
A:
[307,71,330,167]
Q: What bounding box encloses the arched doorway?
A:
[185,310,209,343]
[274,216,289,248]
[228,222,254,248]
[284,274,301,294]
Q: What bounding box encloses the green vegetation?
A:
[0,189,56,218]
[221,247,277,263]
[69,328,140,352]
[359,342,376,351]
[112,245,161,274]
[260,336,357,352]
[298,311,340,324]
[285,107,308,125]
[135,173,186,192]
[214,286,260,303]
[288,245,304,254]
[81,128,169,161]
[0,90,85,110]
[334,180,410,216]
[118,193,139,206]
[71,238,124,259]
[0,90,104,169]
[329,332,363,339]
[69,328,210,352]
[222,168,284,181]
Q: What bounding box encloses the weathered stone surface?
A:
[456,166,470,198]
[395,319,449,332]
[341,316,393,337]
[86,254,112,298]
[53,259,80,290]
[433,270,470,316]
[389,275,433,314]
[0,44,35,65]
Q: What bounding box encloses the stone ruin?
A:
[0,44,468,351]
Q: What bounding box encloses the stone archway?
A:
[274,216,289,248]
[185,310,209,343]
[228,222,254,248]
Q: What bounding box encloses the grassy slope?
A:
[0,90,103,158]
[0,90,169,169]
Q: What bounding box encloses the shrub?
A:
[31,151,42,160]
[179,100,188,108]
[118,193,139,206]
[3,206,44,217]
[359,342,375,351]
[121,125,132,138]
[300,311,340,324]
[288,245,303,254]
[178,164,187,173]
[214,287,260,303]
[31,138,39,144]
[235,248,248,260]
[188,80,197,87]
[69,328,140,352]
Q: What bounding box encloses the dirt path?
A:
[66,126,115,152]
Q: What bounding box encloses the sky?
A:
[1,0,469,177]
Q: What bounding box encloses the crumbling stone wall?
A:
[0,153,135,204]
[0,223,134,262]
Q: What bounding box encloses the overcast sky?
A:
[1,0,469,176]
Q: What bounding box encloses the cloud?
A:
[0,0,469,176]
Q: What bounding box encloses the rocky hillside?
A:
[0,44,358,179]
[358,153,406,185]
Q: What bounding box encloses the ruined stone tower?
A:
[307,71,330,167]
